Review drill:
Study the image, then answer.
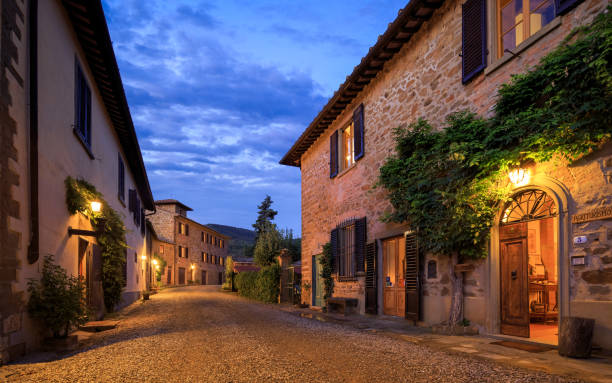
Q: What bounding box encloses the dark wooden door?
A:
[178,267,185,284]
[167,268,172,285]
[500,222,530,337]
[201,270,207,285]
[86,244,105,319]
[383,236,406,317]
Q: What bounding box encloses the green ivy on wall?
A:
[65,176,127,312]
[378,8,611,262]
[153,253,167,283]
[320,243,334,301]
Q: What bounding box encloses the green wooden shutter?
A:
[555,0,584,15]
[405,232,420,321]
[330,130,338,178]
[462,0,487,83]
[331,228,338,274]
[365,241,377,314]
[353,104,364,160]
[354,217,366,273]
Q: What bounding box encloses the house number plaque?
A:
[572,205,612,224]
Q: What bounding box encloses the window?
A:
[134,251,137,263]
[201,232,204,242]
[427,260,437,279]
[178,246,189,258]
[128,189,140,227]
[178,222,189,235]
[340,122,355,171]
[201,252,205,262]
[331,217,366,280]
[118,154,125,202]
[159,245,164,254]
[497,0,555,58]
[330,104,364,178]
[74,61,92,149]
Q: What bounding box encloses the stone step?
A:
[79,320,119,332]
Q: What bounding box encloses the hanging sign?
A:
[572,205,612,224]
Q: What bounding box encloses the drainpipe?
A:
[27,0,39,265]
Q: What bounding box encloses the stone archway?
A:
[486,175,571,340]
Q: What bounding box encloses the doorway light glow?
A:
[508,168,531,187]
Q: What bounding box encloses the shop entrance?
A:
[382,236,405,317]
[500,190,558,344]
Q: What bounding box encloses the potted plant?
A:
[27,256,88,350]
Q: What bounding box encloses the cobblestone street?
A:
[0,286,591,382]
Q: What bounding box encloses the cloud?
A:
[102,0,407,232]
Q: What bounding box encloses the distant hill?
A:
[206,224,256,258]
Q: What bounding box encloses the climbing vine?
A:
[378,8,611,262]
[320,242,334,301]
[65,177,127,312]
[153,253,167,283]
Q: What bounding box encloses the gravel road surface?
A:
[1,286,583,382]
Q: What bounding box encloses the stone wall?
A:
[298,0,610,343]
[0,0,27,364]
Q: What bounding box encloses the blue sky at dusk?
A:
[101,0,407,234]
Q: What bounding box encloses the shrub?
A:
[27,255,88,338]
[234,264,281,303]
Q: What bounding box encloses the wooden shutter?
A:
[330,228,339,274]
[128,189,136,213]
[185,247,189,259]
[354,217,366,273]
[186,224,189,236]
[461,0,487,84]
[353,104,365,160]
[140,208,145,236]
[133,195,140,226]
[555,0,583,15]
[405,232,420,321]
[365,241,377,314]
[330,130,338,178]
[118,154,125,201]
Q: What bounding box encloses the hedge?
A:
[234,264,281,303]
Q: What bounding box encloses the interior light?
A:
[90,201,102,213]
[508,168,531,187]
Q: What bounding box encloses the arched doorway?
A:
[499,189,559,343]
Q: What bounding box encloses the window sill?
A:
[335,163,357,180]
[73,128,94,160]
[485,17,561,77]
[337,276,358,282]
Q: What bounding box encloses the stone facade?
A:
[149,201,229,286]
[292,0,612,349]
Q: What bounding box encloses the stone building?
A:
[149,200,229,286]
[0,0,155,363]
[281,0,611,349]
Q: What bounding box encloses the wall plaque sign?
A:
[572,205,612,224]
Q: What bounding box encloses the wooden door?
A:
[178,267,185,284]
[383,236,406,317]
[201,270,207,285]
[500,222,530,337]
[167,268,172,285]
[365,242,377,314]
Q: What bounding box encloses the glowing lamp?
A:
[190,264,195,270]
[152,259,158,266]
[141,255,147,260]
[155,265,160,270]
[508,168,531,187]
[90,201,102,213]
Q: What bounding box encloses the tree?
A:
[252,195,278,243]
[279,228,301,262]
[253,225,282,266]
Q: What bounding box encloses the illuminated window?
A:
[498,0,555,57]
[340,122,355,171]
[159,245,164,254]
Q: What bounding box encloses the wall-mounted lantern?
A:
[190,263,195,270]
[68,201,105,237]
[508,168,531,187]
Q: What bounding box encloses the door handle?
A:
[511,270,517,280]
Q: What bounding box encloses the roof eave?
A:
[279,0,445,167]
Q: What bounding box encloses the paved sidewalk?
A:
[277,304,612,383]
